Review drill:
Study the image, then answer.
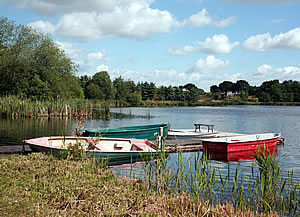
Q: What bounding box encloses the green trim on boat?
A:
[79,124,169,140]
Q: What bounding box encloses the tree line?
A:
[79,72,204,105]
[2,16,300,105]
[210,80,300,102]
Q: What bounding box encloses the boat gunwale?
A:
[24,136,157,153]
[79,124,168,134]
[201,133,280,144]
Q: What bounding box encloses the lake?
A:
[1,105,300,178]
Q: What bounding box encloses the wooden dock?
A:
[0,130,284,154]
[0,144,32,155]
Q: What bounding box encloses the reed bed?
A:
[141,150,300,216]
[0,96,96,118]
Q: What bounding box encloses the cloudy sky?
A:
[1,0,300,91]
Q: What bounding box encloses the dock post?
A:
[158,127,164,150]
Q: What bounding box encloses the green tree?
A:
[166,86,176,101]
[0,16,83,99]
[148,82,156,100]
[88,71,114,100]
[258,92,271,102]
[85,82,104,99]
[113,76,138,103]
[258,80,286,102]
[219,81,233,97]
[137,82,156,100]
[26,74,51,100]
[232,80,250,94]
[174,86,185,101]
[183,83,202,102]
[210,85,220,93]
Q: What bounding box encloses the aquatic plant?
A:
[139,149,299,216]
[0,96,98,119]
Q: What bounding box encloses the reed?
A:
[0,96,99,119]
[139,149,300,216]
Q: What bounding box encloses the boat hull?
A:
[206,145,278,162]
[202,133,280,153]
[79,124,168,140]
[87,151,163,166]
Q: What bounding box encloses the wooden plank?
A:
[0,145,31,154]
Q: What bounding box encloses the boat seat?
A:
[114,142,132,151]
[133,143,154,152]
[94,143,112,152]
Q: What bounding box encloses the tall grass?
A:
[0,96,95,118]
[139,149,300,216]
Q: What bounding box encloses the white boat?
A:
[168,129,218,138]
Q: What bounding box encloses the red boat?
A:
[206,145,278,162]
[202,133,280,153]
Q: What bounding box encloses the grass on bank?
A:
[0,153,283,217]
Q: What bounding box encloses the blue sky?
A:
[1,0,300,91]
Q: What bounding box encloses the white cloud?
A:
[254,64,273,76]
[243,27,300,51]
[54,40,109,75]
[29,20,55,35]
[182,9,237,28]
[2,0,153,16]
[81,50,108,74]
[28,2,177,41]
[274,66,300,79]
[214,16,237,28]
[110,66,241,91]
[25,1,236,41]
[182,9,212,27]
[250,64,300,85]
[87,50,107,65]
[169,34,239,55]
[257,64,273,75]
[96,64,109,72]
[55,41,82,63]
[187,55,229,74]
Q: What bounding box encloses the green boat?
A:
[78,123,169,140]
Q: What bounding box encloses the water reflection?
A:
[0,118,73,146]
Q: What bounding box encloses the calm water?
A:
[1,106,300,177]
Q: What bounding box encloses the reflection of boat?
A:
[202,133,280,153]
[206,145,278,162]
[24,136,161,166]
[78,124,169,140]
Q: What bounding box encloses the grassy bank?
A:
[1,152,299,216]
